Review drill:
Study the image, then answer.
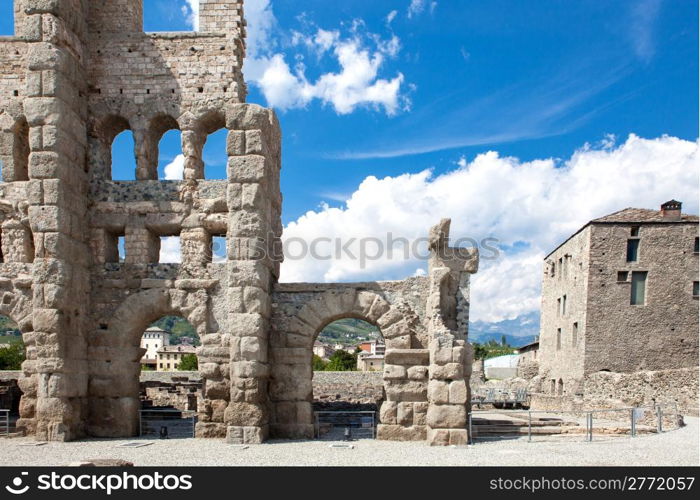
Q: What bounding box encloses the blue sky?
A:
[2,1,698,333]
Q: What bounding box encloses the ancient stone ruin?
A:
[0,1,478,445]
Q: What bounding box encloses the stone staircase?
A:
[470,411,581,438]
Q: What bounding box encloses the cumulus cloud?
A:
[182,0,200,30]
[279,135,699,322]
[163,154,185,180]
[159,237,183,264]
[244,1,408,115]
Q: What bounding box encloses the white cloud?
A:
[279,135,699,323]
[182,0,200,30]
[629,0,662,62]
[386,10,398,25]
[159,237,182,264]
[407,0,426,18]
[163,154,185,180]
[243,2,408,115]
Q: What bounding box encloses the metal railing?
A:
[139,409,196,439]
[471,388,530,408]
[468,403,682,444]
[314,411,376,440]
[0,410,8,437]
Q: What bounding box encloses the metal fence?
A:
[471,388,530,409]
[0,409,8,437]
[468,403,682,444]
[139,409,196,439]
[314,411,376,441]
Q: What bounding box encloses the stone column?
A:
[223,104,281,444]
[22,1,91,441]
[181,129,206,180]
[424,219,479,445]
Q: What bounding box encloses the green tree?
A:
[0,340,25,370]
[325,349,357,371]
[178,354,198,371]
[312,354,327,371]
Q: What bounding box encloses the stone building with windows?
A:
[156,344,196,371]
[140,326,170,362]
[538,200,699,397]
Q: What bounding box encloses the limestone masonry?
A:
[535,201,699,401]
[0,1,478,445]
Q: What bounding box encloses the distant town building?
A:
[312,341,334,359]
[140,327,170,370]
[358,339,385,356]
[157,345,196,371]
[538,200,699,396]
[356,339,386,371]
[357,353,385,371]
[517,340,539,364]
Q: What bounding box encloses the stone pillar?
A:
[124,226,160,264]
[424,219,479,445]
[22,1,91,441]
[224,104,281,444]
[181,129,206,180]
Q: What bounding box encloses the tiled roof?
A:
[591,208,699,223]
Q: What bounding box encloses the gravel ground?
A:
[1,417,697,467]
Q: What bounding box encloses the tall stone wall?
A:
[538,226,591,395]
[584,223,699,374]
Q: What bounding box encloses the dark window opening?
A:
[694,237,699,254]
[630,226,640,237]
[630,271,647,305]
[556,328,562,350]
[693,281,699,298]
[617,271,628,282]
[626,239,639,262]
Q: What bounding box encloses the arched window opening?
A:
[202,128,227,180]
[143,1,196,32]
[111,129,137,180]
[139,316,200,438]
[0,315,24,433]
[313,318,384,440]
[157,128,183,180]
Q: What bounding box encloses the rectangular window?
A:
[558,258,563,279]
[630,271,648,305]
[630,226,640,237]
[550,262,556,277]
[572,322,578,347]
[694,281,699,298]
[557,298,561,316]
[562,295,567,316]
[617,271,628,282]
[695,237,699,254]
[626,239,639,262]
[556,329,562,350]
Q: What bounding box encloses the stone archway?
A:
[269,288,427,439]
[0,288,35,435]
[88,287,208,437]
